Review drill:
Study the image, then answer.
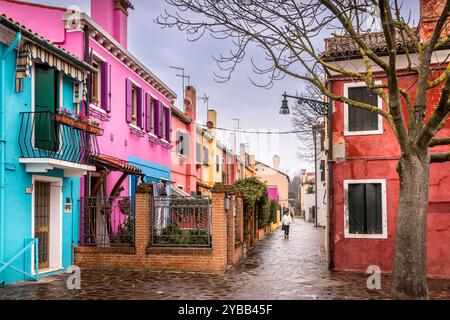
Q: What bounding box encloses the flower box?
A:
[55,114,75,127]
[73,120,89,131]
[86,124,102,136]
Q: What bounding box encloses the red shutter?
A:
[145,93,151,132]
[101,62,111,112]
[125,79,132,123]
[136,87,144,129]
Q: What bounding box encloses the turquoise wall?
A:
[0,42,80,286]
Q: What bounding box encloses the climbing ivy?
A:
[233,177,271,228]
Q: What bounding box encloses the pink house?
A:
[0,0,177,246]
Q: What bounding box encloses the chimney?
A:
[184,86,197,121]
[91,0,134,48]
[273,155,280,171]
[419,0,450,41]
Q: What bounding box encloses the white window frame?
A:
[344,81,383,136]
[176,129,188,157]
[344,179,388,240]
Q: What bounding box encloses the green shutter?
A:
[365,183,383,234]
[348,184,366,234]
[34,65,58,151]
[348,87,379,132]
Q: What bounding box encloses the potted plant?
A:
[74,113,89,131]
[55,108,75,126]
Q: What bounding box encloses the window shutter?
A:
[145,93,152,132]
[365,184,382,234]
[348,87,379,132]
[101,62,111,112]
[136,87,144,129]
[165,107,171,141]
[125,79,132,123]
[348,184,366,234]
[154,100,162,138]
[89,50,94,104]
[196,142,202,164]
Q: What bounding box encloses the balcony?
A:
[18,112,100,177]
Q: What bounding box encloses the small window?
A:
[216,155,220,172]
[196,142,202,165]
[346,85,381,135]
[176,131,188,156]
[203,146,209,166]
[345,180,386,239]
[131,85,138,125]
[92,58,102,107]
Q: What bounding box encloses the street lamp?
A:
[280,92,328,116]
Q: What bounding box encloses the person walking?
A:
[282,211,293,239]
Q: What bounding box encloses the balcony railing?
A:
[18,112,100,165]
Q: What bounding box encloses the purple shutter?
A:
[154,100,162,137]
[101,62,111,113]
[136,87,144,129]
[125,79,132,123]
[165,107,171,141]
[145,93,151,132]
[89,50,94,105]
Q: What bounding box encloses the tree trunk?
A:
[392,151,430,300]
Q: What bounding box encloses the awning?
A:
[92,154,143,175]
[197,180,213,190]
[171,186,191,197]
[16,41,87,92]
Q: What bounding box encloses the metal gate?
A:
[151,196,212,247]
[80,197,135,247]
[34,181,50,269]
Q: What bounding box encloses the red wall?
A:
[331,70,450,277]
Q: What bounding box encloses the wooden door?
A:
[35,181,51,270]
[34,65,58,151]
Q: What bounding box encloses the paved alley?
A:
[2,220,450,300]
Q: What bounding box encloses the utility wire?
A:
[196,123,310,135]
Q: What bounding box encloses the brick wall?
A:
[75,189,244,274]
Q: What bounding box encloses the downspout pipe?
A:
[326,80,334,271]
[0,32,21,278]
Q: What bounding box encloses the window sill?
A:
[129,124,145,137]
[344,233,388,240]
[89,104,110,121]
[344,129,383,137]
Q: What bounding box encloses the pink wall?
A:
[113,9,128,47]
[0,0,66,42]
[91,0,115,37]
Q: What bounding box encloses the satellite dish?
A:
[184,97,192,108]
[206,121,214,130]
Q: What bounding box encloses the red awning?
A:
[92,154,142,175]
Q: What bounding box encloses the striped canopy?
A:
[16,41,87,93]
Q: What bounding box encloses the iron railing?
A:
[18,112,100,165]
[152,196,212,247]
[80,197,135,247]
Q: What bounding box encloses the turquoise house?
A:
[0,15,97,286]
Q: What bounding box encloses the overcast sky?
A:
[21,0,420,177]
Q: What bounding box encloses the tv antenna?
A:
[198,93,210,111]
[169,66,190,100]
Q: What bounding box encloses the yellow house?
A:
[271,206,282,231]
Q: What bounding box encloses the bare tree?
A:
[156,0,450,299]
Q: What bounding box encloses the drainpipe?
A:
[0,32,21,277]
[326,80,334,271]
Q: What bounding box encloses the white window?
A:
[344,82,383,136]
[176,130,188,156]
[131,84,138,125]
[344,179,387,239]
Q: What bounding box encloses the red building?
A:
[327,0,450,277]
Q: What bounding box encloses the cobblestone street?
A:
[2,219,450,300]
